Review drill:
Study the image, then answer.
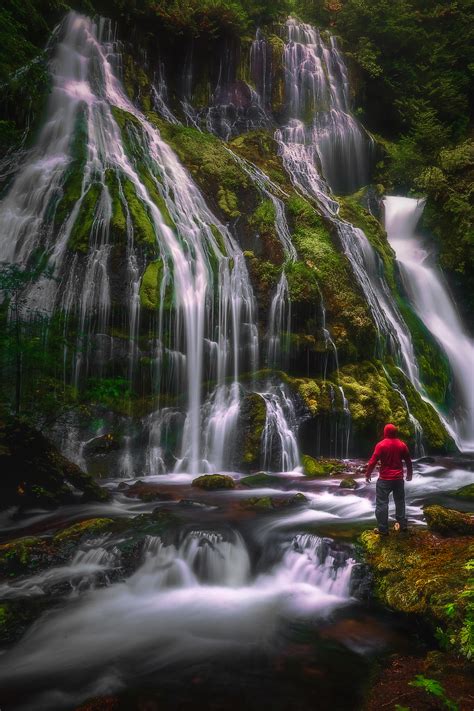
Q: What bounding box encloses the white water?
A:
[384,196,474,451]
[0,526,354,709]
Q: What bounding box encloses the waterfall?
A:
[0,12,259,476]
[384,196,474,452]
[261,385,300,471]
[267,18,428,421]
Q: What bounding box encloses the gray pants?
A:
[375,479,407,533]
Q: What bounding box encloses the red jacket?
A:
[366,424,413,481]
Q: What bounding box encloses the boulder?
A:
[423,504,474,536]
[0,418,110,510]
[449,483,474,501]
[240,472,281,488]
[233,393,266,470]
[191,474,236,490]
[339,477,358,489]
[301,454,343,477]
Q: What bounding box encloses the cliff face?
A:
[0,8,458,476]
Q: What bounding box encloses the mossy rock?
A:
[423,505,474,536]
[301,454,343,477]
[240,473,282,488]
[359,527,474,659]
[139,259,174,311]
[192,474,236,490]
[449,484,474,502]
[0,536,53,578]
[340,477,358,489]
[53,518,115,544]
[235,393,267,471]
[240,496,275,511]
[68,182,103,253]
[0,600,47,645]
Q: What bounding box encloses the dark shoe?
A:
[373,528,388,536]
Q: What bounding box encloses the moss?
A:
[237,393,267,469]
[122,177,156,246]
[104,168,127,242]
[340,477,358,489]
[268,34,285,113]
[386,364,454,452]
[301,455,343,477]
[53,518,115,544]
[240,496,274,511]
[286,194,377,357]
[217,186,240,217]
[240,473,282,488]
[123,53,151,111]
[191,474,236,490]
[229,130,290,187]
[0,536,49,577]
[54,109,88,228]
[423,505,474,537]
[68,182,102,253]
[450,484,474,502]
[139,259,173,311]
[360,528,474,660]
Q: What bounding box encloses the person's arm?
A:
[403,445,413,481]
[365,444,380,483]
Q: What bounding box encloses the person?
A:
[365,423,413,535]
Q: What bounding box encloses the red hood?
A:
[384,423,398,438]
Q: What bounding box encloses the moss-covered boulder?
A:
[192,474,236,490]
[340,477,358,489]
[0,536,55,578]
[360,528,474,659]
[301,455,343,477]
[0,418,110,510]
[450,484,474,502]
[240,496,274,511]
[234,393,266,471]
[240,472,282,488]
[53,518,115,544]
[423,505,474,536]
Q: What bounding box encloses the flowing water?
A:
[384,196,474,451]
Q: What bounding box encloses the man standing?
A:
[365,423,413,535]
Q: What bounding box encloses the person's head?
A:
[383,423,398,439]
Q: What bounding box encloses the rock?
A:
[423,504,474,536]
[191,474,236,490]
[240,472,282,488]
[360,527,473,659]
[233,393,266,470]
[301,454,343,477]
[117,481,129,491]
[286,492,308,506]
[339,477,358,489]
[240,496,274,511]
[53,518,115,544]
[0,417,110,509]
[124,481,174,502]
[449,483,474,501]
[417,455,436,464]
[0,536,56,578]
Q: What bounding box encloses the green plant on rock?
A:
[409,675,459,711]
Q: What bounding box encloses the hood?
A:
[384,423,398,438]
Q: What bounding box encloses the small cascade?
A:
[267,272,291,369]
[384,196,474,451]
[261,385,300,471]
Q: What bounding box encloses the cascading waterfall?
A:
[255,18,428,443]
[0,13,259,477]
[384,196,474,451]
[261,385,300,471]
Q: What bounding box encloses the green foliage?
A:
[409,675,459,711]
[83,377,132,410]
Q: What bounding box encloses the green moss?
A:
[123,54,151,111]
[240,473,282,488]
[360,528,474,660]
[249,199,276,231]
[0,536,48,577]
[53,518,115,544]
[386,364,453,452]
[450,484,474,502]
[122,177,156,246]
[68,182,102,253]
[139,260,167,310]
[218,186,240,217]
[424,505,474,537]
[340,477,358,489]
[241,496,274,511]
[192,474,236,490]
[104,168,127,242]
[54,110,88,228]
[239,393,267,468]
[301,455,343,477]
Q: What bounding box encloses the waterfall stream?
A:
[384,196,474,451]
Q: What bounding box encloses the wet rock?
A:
[233,393,266,471]
[285,492,308,506]
[192,474,236,490]
[449,483,474,501]
[360,527,473,659]
[339,477,358,489]
[240,496,274,511]
[0,599,48,645]
[0,536,56,578]
[417,455,436,464]
[116,481,129,491]
[53,518,115,545]
[0,417,110,510]
[301,454,344,477]
[124,481,175,502]
[423,504,474,536]
[240,472,281,488]
[83,433,121,456]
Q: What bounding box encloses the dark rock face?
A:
[233,393,267,471]
[0,418,110,510]
[423,504,474,536]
